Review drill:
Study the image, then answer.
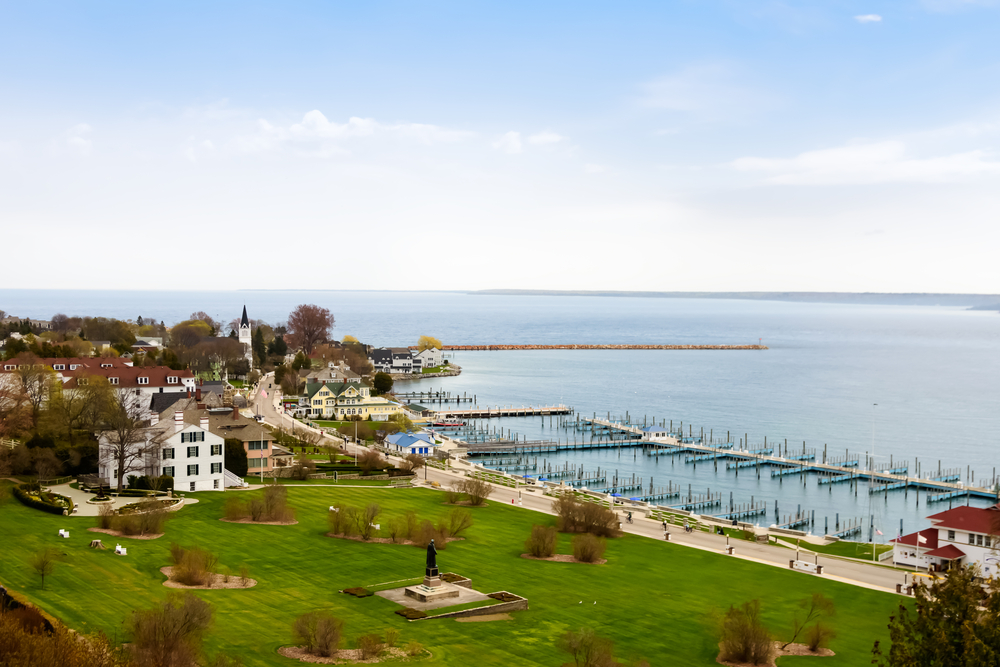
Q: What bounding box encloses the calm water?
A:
[3,289,999,538]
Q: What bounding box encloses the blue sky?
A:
[2,1,999,292]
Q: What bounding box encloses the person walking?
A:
[684,519,690,533]
[662,520,667,531]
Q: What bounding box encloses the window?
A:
[948,530,955,541]
[3,365,13,370]
[181,432,205,443]
[978,535,984,546]
[260,457,268,468]
[101,363,112,368]
[187,464,199,476]
[211,444,222,456]
[162,466,174,477]
[53,364,65,370]
[70,364,80,370]
[248,458,259,469]
[78,378,88,386]
[109,377,119,385]
[987,536,993,548]
[970,533,976,545]
[162,448,175,460]
[211,462,222,474]
[167,376,178,384]
[190,481,196,491]
[138,377,149,385]
[187,446,199,458]
[248,440,264,450]
[213,479,219,489]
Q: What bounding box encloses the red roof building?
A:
[892,503,1000,575]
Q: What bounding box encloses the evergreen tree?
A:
[252,328,267,366]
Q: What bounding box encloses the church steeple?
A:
[240,305,249,328]
[238,305,253,370]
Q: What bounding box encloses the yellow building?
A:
[302,381,402,421]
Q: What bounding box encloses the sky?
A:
[2,1,999,293]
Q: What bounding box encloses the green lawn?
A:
[0,480,898,666]
[783,539,894,560]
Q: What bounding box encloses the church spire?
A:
[240,305,249,328]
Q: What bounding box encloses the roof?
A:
[240,306,249,328]
[305,382,363,400]
[153,406,270,442]
[926,504,1000,534]
[1,357,132,372]
[641,425,666,432]
[407,404,431,412]
[924,544,967,560]
[385,432,436,448]
[891,528,938,550]
[63,365,195,389]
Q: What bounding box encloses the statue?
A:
[426,539,438,571]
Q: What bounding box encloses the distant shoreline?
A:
[470,289,1000,309]
[440,344,768,351]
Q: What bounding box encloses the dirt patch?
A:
[717,642,835,667]
[325,533,464,546]
[454,613,512,623]
[220,518,298,526]
[88,527,164,540]
[160,566,258,589]
[278,645,411,664]
[520,554,607,565]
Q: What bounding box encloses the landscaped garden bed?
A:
[13,486,73,515]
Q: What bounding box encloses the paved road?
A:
[248,373,911,596]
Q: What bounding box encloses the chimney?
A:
[197,403,205,410]
[174,411,184,433]
[186,389,191,398]
[232,406,239,420]
[200,416,209,431]
[150,413,159,426]
[196,387,202,401]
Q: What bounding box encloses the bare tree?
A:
[129,592,214,667]
[12,353,53,428]
[29,548,60,589]
[559,628,618,667]
[42,376,103,446]
[286,304,335,355]
[0,374,32,439]
[400,453,425,474]
[355,503,382,541]
[99,386,164,493]
[457,477,492,506]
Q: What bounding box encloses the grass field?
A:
[0,480,897,665]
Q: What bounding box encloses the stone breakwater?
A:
[433,344,768,351]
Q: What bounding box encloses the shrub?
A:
[355,503,381,541]
[224,496,249,520]
[239,565,250,588]
[405,640,424,656]
[806,622,836,652]
[356,633,383,659]
[386,516,405,543]
[447,508,473,537]
[171,546,218,587]
[170,542,186,565]
[328,504,349,535]
[488,592,521,602]
[558,628,617,667]
[12,486,67,515]
[342,587,373,598]
[395,608,427,620]
[572,534,606,563]
[403,511,419,540]
[97,502,115,529]
[135,499,169,535]
[782,593,836,651]
[293,611,343,657]
[719,599,773,665]
[385,628,400,648]
[554,494,619,537]
[129,592,213,667]
[444,488,462,505]
[457,478,491,505]
[413,520,447,550]
[526,525,557,558]
[358,449,387,475]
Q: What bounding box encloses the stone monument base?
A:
[404,568,460,603]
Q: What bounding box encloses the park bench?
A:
[789,559,823,575]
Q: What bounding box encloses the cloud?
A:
[65,124,93,154]
[236,110,474,154]
[493,131,523,154]
[854,14,883,22]
[639,64,773,119]
[731,140,1000,185]
[527,131,565,145]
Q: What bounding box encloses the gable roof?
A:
[63,365,195,389]
[305,381,363,400]
[240,306,249,328]
[385,432,435,448]
[924,544,967,560]
[926,504,1000,534]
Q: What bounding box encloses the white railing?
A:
[224,469,248,488]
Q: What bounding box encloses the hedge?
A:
[13,486,70,515]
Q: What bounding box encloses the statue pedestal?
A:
[404,567,460,603]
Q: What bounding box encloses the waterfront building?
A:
[384,431,436,455]
[891,504,1000,576]
[300,381,402,420]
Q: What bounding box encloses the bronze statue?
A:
[426,539,438,571]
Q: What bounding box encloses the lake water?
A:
[3,289,999,539]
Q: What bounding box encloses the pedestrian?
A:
[662,520,667,531]
[684,520,689,533]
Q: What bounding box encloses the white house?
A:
[384,432,437,456]
[98,409,226,492]
[891,504,1000,575]
[413,347,442,370]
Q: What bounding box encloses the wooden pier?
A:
[439,344,768,351]
[435,405,573,419]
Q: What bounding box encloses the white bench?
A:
[58,529,70,538]
[115,544,128,556]
[790,559,823,574]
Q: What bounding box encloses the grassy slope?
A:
[0,482,896,666]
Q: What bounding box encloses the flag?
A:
[876,529,883,536]
[918,534,927,544]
